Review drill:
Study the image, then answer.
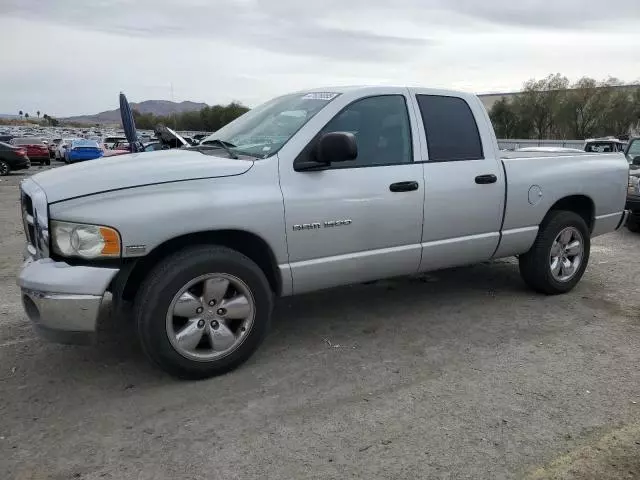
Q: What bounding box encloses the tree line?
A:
[0,113,59,127]
[132,102,249,132]
[489,74,640,140]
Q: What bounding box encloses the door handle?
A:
[475,174,497,184]
[389,181,419,192]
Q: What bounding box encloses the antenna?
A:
[170,82,177,130]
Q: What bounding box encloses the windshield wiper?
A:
[201,139,238,159]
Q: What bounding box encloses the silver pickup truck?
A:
[17,87,628,378]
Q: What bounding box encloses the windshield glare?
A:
[200,92,340,158]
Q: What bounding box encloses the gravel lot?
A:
[1,166,639,479]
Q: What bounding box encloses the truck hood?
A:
[31,149,253,203]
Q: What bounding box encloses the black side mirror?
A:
[294,132,358,172]
[633,156,640,166]
[315,132,357,164]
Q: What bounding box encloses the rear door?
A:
[408,90,505,271]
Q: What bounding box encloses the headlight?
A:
[629,176,640,195]
[51,221,121,259]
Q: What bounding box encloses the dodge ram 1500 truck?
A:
[17,87,629,379]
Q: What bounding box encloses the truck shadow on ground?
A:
[42,259,537,381]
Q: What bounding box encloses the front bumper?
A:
[18,256,119,344]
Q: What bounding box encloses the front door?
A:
[279,92,425,294]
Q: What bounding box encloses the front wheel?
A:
[0,160,9,176]
[135,245,273,379]
[519,210,590,295]
[626,214,640,233]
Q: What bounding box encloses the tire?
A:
[0,160,9,176]
[626,214,640,233]
[519,210,590,295]
[135,245,273,379]
[43,158,51,166]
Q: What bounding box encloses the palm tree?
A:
[18,110,23,120]
[24,113,29,120]
[37,110,40,119]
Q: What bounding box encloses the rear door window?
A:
[416,95,484,162]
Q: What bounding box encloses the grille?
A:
[21,191,36,253]
[20,180,50,259]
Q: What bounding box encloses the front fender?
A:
[49,160,289,265]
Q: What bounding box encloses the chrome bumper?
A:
[17,256,119,345]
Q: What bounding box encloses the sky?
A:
[1,0,639,117]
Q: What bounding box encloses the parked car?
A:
[584,138,627,153]
[624,138,640,232]
[48,138,62,158]
[103,136,127,149]
[0,141,30,175]
[10,137,51,165]
[0,134,15,143]
[111,140,132,152]
[17,86,628,379]
[154,125,189,149]
[143,142,165,152]
[55,138,75,161]
[101,144,130,157]
[64,139,104,164]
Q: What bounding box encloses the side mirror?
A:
[315,132,357,164]
[294,132,357,172]
[633,156,640,166]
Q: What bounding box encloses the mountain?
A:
[63,100,208,125]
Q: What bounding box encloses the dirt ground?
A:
[1,165,639,479]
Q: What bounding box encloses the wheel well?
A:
[547,195,595,231]
[120,230,282,302]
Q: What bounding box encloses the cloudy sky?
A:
[1,0,639,116]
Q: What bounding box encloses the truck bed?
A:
[501,151,598,159]
[499,152,628,236]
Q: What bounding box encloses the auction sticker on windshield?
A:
[301,92,339,100]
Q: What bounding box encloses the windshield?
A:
[627,139,640,162]
[200,92,340,158]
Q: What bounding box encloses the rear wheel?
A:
[519,210,590,294]
[0,160,9,176]
[135,245,273,379]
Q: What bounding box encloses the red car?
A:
[10,137,51,165]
